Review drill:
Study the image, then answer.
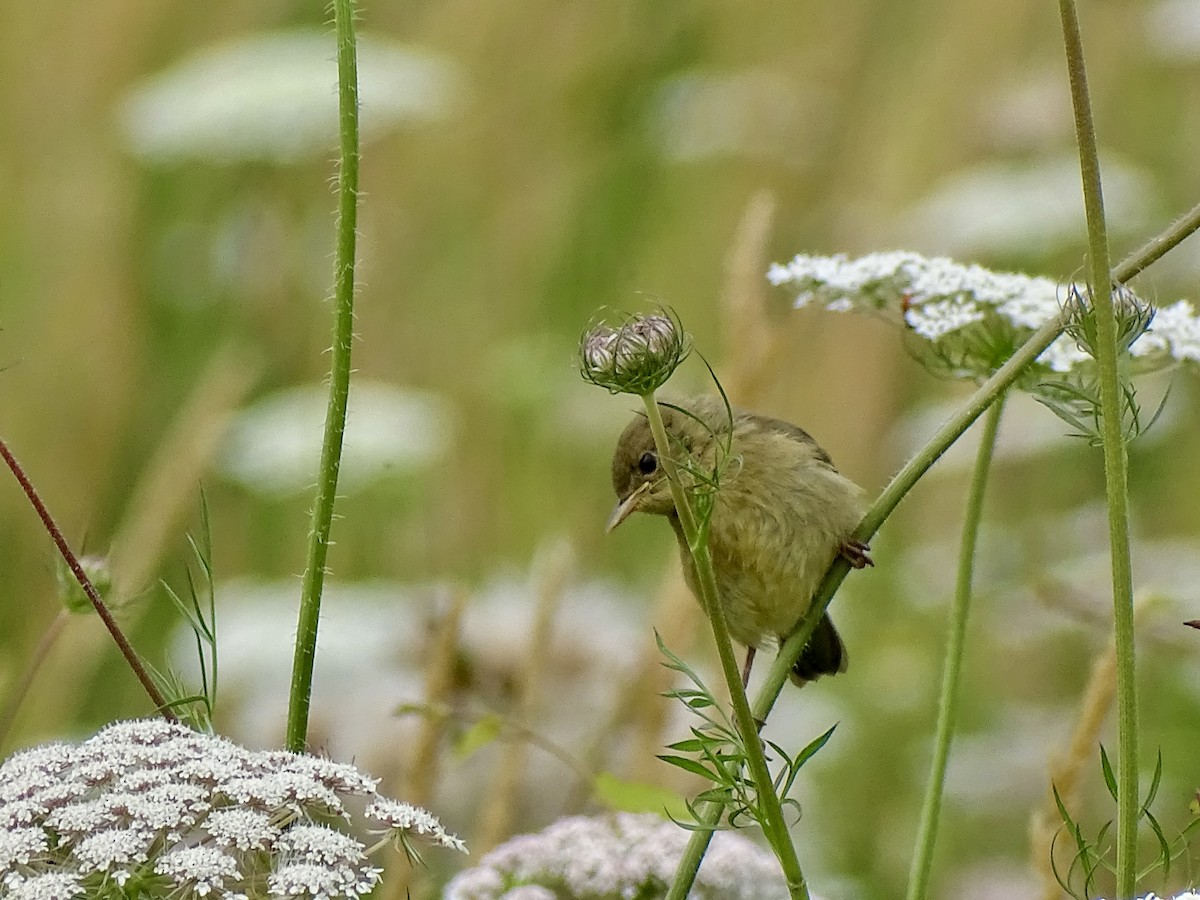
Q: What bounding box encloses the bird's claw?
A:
[840,539,873,569]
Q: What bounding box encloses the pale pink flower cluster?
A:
[0,719,464,900]
[443,812,792,900]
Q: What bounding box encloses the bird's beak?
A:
[606,480,653,533]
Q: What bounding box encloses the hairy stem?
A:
[285,0,360,753]
[1059,2,1138,894]
[640,395,808,900]
[1113,198,1200,284]
[906,395,1006,900]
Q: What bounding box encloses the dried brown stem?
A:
[476,539,573,852]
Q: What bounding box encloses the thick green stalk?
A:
[1058,3,1138,894]
[905,396,1006,900]
[285,1,360,753]
[641,395,809,900]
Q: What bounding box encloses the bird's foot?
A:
[840,539,873,569]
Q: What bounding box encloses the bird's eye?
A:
[637,451,657,475]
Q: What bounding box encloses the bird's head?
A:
[607,401,718,531]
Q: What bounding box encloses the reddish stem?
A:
[0,436,176,719]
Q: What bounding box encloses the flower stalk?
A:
[286,0,361,752]
[579,311,807,898]
[639,393,809,900]
[1058,2,1138,894]
[906,394,1006,900]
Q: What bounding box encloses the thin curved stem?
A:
[1059,2,1138,894]
[906,395,1006,900]
[0,438,174,718]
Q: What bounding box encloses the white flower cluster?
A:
[768,251,1200,375]
[442,812,791,900]
[0,719,464,900]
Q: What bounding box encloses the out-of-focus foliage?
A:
[2,2,1200,899]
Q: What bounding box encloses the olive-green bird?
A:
[608,395,871,685]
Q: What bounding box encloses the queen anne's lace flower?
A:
[768,251,1199,378]
[205,808,280,851]
[155,846,243,897]
[2,871,86,900]
[365,798,468,854]
[0,828,47,870]
[0,719,464,900]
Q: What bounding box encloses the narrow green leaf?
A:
[1099,745,1118,802]
[1142,748,1164,811]
[665,738,707,753]
[1140,808,1170,882]
[794,724,837,769]
[657,754,720,782]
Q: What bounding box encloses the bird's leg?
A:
[741,646,757,688]
[840,539,873,569]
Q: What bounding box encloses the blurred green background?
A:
[2,1,1200,897]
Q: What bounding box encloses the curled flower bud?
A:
[579,310,691,395]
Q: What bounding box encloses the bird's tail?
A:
[789,612,848,685]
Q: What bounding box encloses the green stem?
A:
[1058,3,1138,895]
[641,395,809,900]
[668,315,1064,896]
[285,0,360,753]
[905,395,1006,900]
[1113,198,1200,284]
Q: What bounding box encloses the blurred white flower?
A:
[981,69,1072,152]
[442,812,793,900]
[169,572,648,826]
[1145,0,1200,60]
[1038,332,1093,373]
[0,720,462,900]
[895,155,1157,258]
[1142,300,1200,361]
[218,381,453,496]
[650,68,828,165]
[119,29,465,164]
[169,579,430,758]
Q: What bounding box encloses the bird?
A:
[607,394,871,686]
